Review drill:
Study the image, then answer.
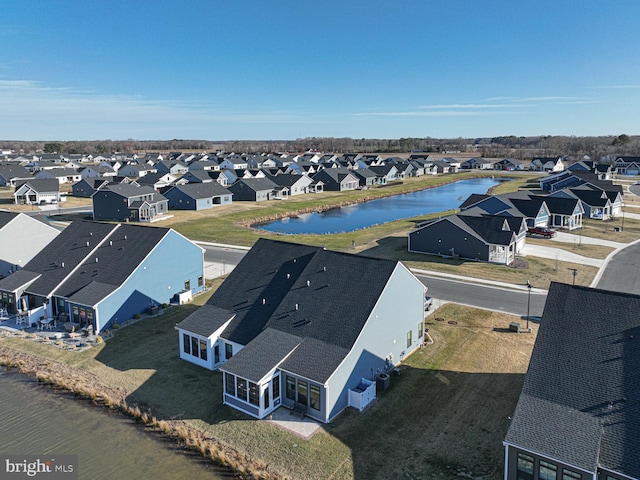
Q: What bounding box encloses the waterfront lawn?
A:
[0,300,537,480]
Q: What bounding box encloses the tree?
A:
[43,142,62,154]
[612,134,630,146]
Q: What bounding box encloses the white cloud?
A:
[0,79,302,139]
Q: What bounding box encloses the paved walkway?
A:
[266,406,322,439]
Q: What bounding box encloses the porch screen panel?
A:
[285,376,295,401]
[237,378,248,401]
[183,334,190,354]
[309,384,321,411]
[225,373,236,396]
[297,380,308,406]
[273,375,280,400]
[199,339,207,360]
[248,382,259,406]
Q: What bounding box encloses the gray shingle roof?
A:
[170,182,231,199]
[177,304,235,337]
[0,269,41,292]
[52,224,169,305]
[199,238,398,382]
[11,221,170,305]
[221,328,301,382]
[0,210,18,229]
[505,282,640,478]
[15,178,59,192]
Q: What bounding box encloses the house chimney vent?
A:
[86,241,90,247]
[307,280,310,287]
[95,257,99,263]
[295,303,299,311]
[109,240,113,246]
[262,298,266,305]
[61,262,64,268]
[287,273,290,279]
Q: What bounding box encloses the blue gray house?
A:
[409,214,526,265]
[0,220,205,332]
[92,184,169,222]
[504,282,640,480]
[164,182,232,210]
[176,238,426,423]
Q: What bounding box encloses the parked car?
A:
[527,226,557,238]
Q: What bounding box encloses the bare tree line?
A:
[2,134,639,159]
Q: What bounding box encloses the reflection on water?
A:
[0,371,228,480]
[259,177,503,234]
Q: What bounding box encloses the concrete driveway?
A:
[521,242,604,267]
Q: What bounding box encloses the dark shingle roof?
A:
[12,221,170,304]
[531,195,580,215]
[177,304,236,337]
[456,215,518,245]
[0,269,41,292]
[0,210,18,229]
[221,328,301,382]
[21,221,117,296]
[52,224,169,305]
[505,282,640,477]
[15,178,59,192]
[202,238,399,381]
[170,182,231,199]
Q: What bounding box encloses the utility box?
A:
[509,322,522,333]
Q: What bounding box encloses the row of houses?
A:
[408,170,623,265]
[0,213,205,332]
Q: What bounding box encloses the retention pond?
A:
[258,177,504,235]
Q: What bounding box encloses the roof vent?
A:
[295,303,299,311]
[287,273,290,279]
[124,235,127,240]
[262,298,266,305]
[90,232,93,236]
[323,266,327,272]
[293,258,297,263]
[61,262,64,268]
[109,240,113,246]
[306,280,310,287]
[95,257,99,263]
[86,241,90,247]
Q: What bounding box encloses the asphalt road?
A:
[416,274,546,318]
[596,240,640,294]
[200,244,547,317]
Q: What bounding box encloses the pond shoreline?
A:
[0,344,284,479]
[246,174,507,233]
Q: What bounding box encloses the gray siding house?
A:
[176,239,426,423]
[227,177,278,201]
[408,214,526,265]
[504,283,640,480]
[164,182,232,210]
[92,184,169,222]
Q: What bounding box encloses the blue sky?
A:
[1,1,639,141]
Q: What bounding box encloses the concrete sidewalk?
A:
[550,231,627,249]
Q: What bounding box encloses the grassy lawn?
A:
[0,297,535,480]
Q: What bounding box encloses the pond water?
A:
[0,371,230,480]
[258,177,504,234]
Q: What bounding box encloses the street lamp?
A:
[526,280,532,331]
[568,268,578,285]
